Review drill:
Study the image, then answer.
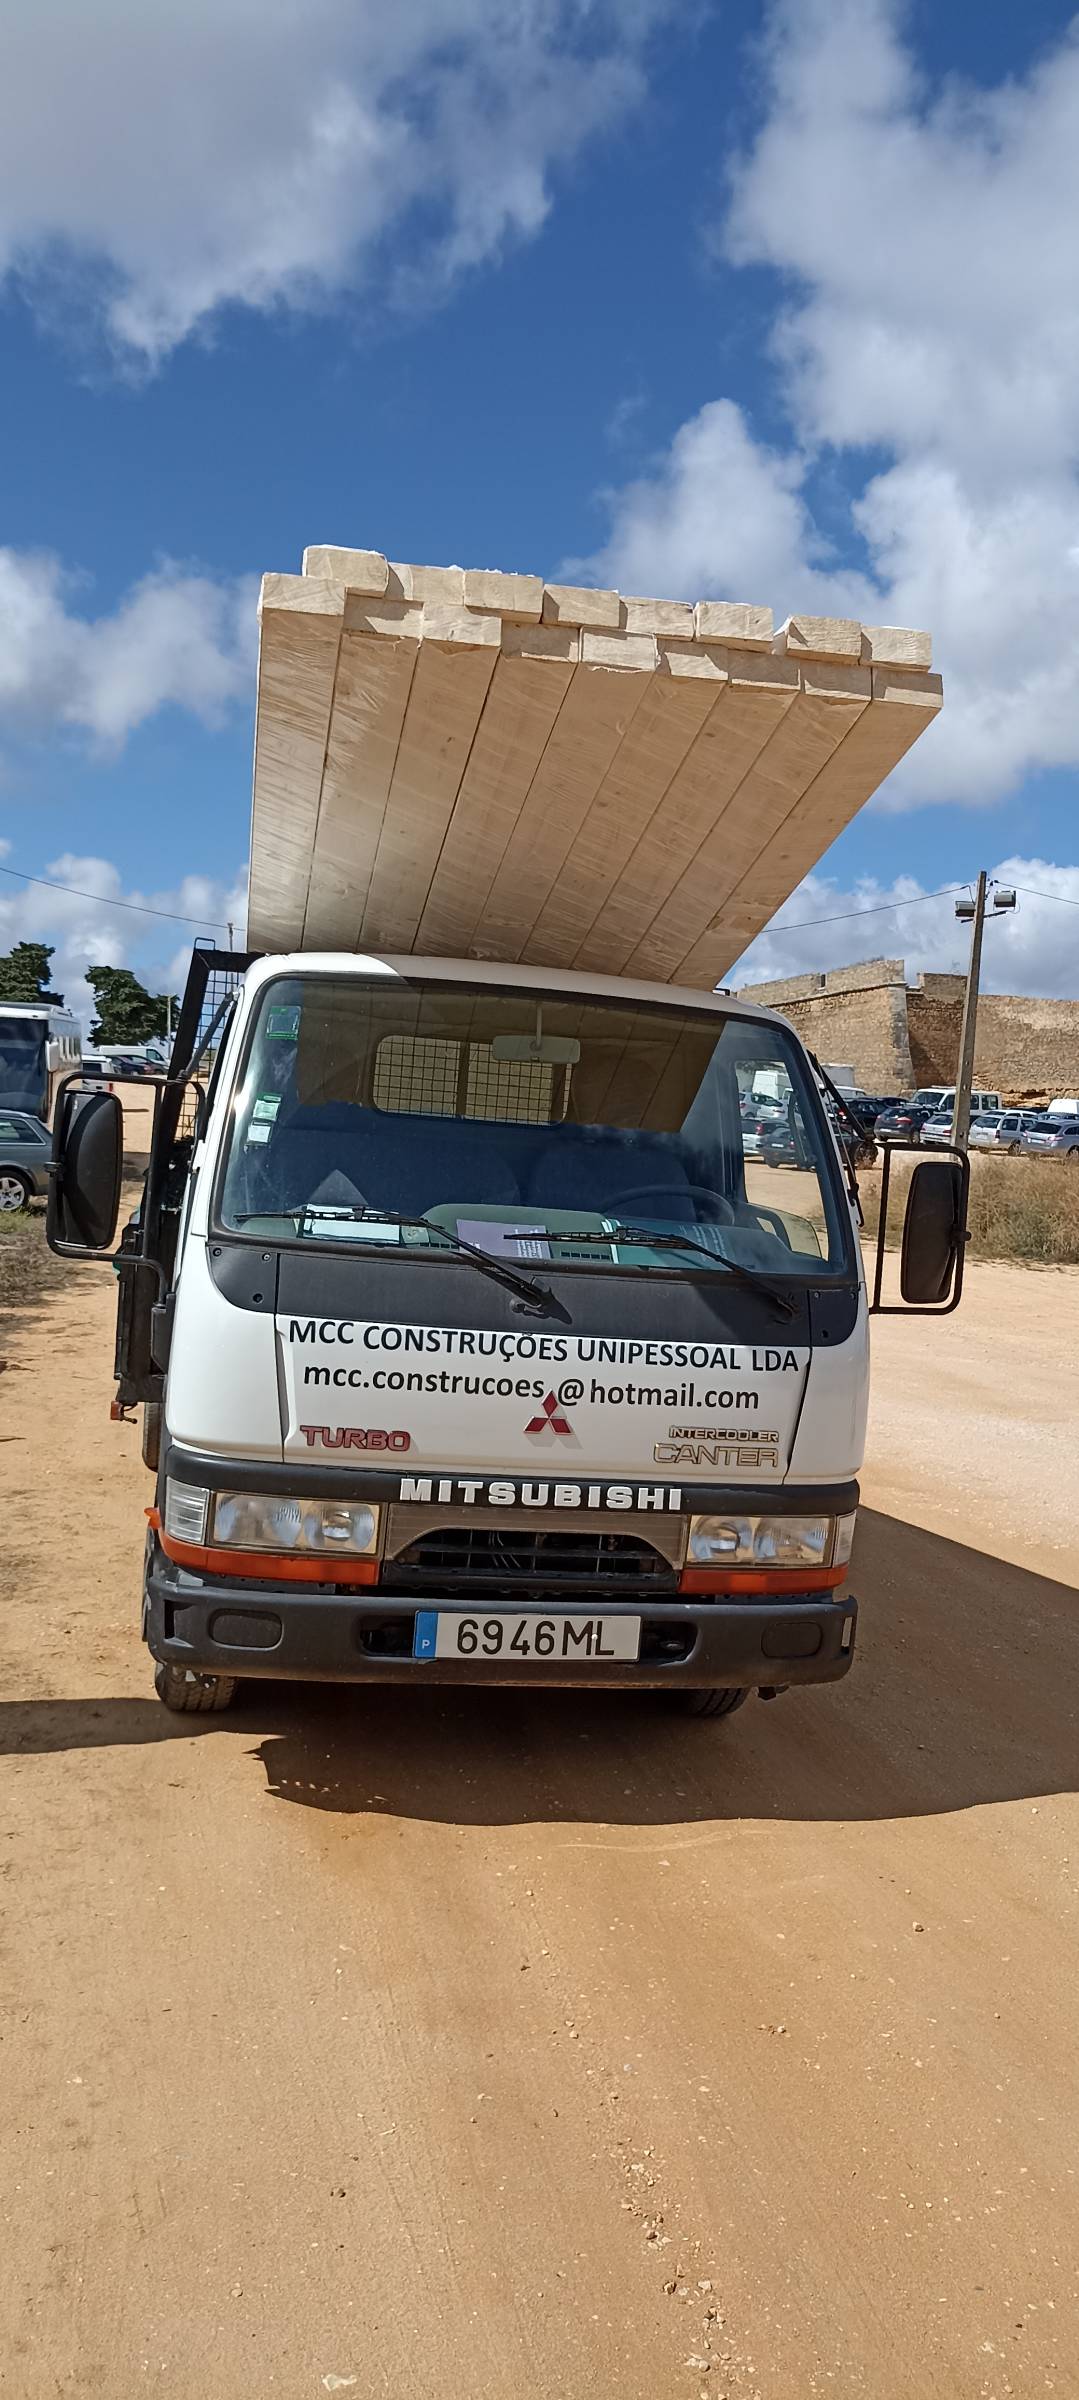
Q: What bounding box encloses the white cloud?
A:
[0,550,255,744]
[1,2,663,363]
[0,852,248,1028]
[584,1,1079,810]
[733,857,1079,1000]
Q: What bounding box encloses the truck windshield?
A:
[217,975,853,1280]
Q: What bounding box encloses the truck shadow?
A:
[2,1510,1076,1825]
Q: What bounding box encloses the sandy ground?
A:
[1,1258,1077,2399]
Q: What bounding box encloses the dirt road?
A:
[2,1260,1077,2398]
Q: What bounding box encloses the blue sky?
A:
[2,0,1078,1015]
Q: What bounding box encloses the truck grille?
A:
[381,1526,677,1598]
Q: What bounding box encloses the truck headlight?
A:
[688,1512,848,1568]
[211,1493,380,1555]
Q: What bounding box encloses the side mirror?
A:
[900,1157,965,1305]
[869,1144,968,1314]
[47,1086,123,1258]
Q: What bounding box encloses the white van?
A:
[912,1086,1001,1116]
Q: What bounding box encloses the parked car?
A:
[81,1051,159,1081]
[851,1093,905,1127]
[0,1110,51,1209]
[966,1111,1005,1149]
[760,1118,804,1168]
[1020,1116,1079,1157]
[875,1101,938,1143]
[921,1112,958,1147]
[740,1097,787,1155]
[824,1103,878,1169]
[986,1110,1049,1153]
[760,1107,876,1172]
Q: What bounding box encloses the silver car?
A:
[919,1111,955,1147]
[967,1111,1004,1149]
[1020,1116,1079,1157]
[987,1110,1048,1153]
[0,1110,51,1209]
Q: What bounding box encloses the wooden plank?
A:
[621,664,870,981]
[416,650,577,955]
[519,672,724,966]
[573,653,799,974]
[302,546,389,593]
[621,596,694,637]
[357,636,499,952]
[247,577,344,950]
[469,664,651,961]
[464,568,543,621]
[781,614,863,663]
[676,668,944,985]
[301,628,421,949]
[541,583,620,629]
[693,600,773,648]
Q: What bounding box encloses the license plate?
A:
[413,1610,641,1663]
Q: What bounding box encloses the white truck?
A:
[47,550,965,1724]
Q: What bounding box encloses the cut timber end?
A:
[246,545,943,979]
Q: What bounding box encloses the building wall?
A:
[737,959,914,1090]
[738,961,1079,1100]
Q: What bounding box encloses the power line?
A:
[770,883,969,934]
[0,860,229,930]
[1011,881,1079,907]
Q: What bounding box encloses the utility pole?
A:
[952,872,987,1150]
[951,875,1016,1148]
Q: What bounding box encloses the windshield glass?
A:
[217,975,853,1279]
[0,1017,47,1114]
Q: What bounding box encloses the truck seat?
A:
[524,1131,697,1219]
[255,1104,520,1217]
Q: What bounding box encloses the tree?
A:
[86,966,177,1046]
[0,941,63,1005]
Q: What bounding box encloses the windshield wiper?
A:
[554,1224,798,1320]
[288,1205,551,1311]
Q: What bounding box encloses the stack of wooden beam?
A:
[247,546,941,987]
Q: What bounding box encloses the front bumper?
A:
[143,1544,857,1690]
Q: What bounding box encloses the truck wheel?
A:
[154,1662,237,1713]
[142,1402,162,1472]
[674,1687,748,1720]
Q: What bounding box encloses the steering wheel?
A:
[614,1184,735,1224]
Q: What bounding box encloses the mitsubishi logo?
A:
[525,1390,574,1437]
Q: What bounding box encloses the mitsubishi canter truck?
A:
[47,549,965,1724]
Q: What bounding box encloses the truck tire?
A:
[142,1402,162,1473]
[154,1662,238,1714]
[674,1687,748,1720]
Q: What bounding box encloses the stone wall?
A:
[977,996,1079,1098]
[738,960,1079,1100]
[737,959,914,1089]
